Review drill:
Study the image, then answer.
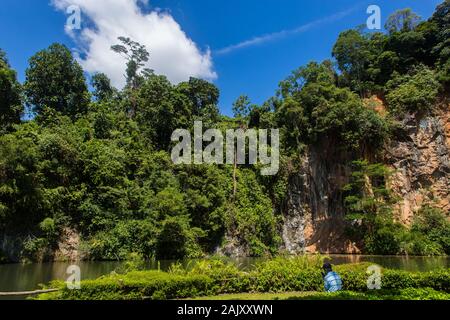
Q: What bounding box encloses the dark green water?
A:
[0,255,448,297]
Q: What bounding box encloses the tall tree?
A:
[176,77,220,126]
[24,43,89,118]
[91,73,115,102]
[137,74,183,149]
[385,8,421,34]
[232,95,252,120]
[0,49,22,130]
[111,36,150,90]
[332,29,374,96]
[279,60,336,98]
[111,37,150,116]
[431,0,450,64]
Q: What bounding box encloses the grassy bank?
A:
[189,289,450,300]
[35,257,450,300]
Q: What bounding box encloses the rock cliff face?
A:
[1,228,82,262]
[281,103,450,254]
[53,228,82,261]
[281,139,359,254]
[386,107,450,224]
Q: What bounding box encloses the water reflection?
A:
[0,261,122,292]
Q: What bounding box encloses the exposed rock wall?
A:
[0,227,81,262]
[281,104,450,254]
[281,139,360,254]
[386,109,450,224]
[54,227,82,261]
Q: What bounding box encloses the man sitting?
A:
[322,263,343,292]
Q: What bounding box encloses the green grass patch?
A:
[35,258,450,300]
[190,288,450,301]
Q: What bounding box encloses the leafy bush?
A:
[21,236,50,261]
[399,231,445,256]
[186,259,251,294]
[36,257,450,300]
[87,220,158,260]
[0,250,7,263]
[364,222,403,255]
[38,271,214,300]
[386,66,440,115]
[39,218,57,239]
[384,287,450,300]
[412,206,450,254]
[250,256,325,292]
[119,252,147,273]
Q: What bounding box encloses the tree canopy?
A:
[24,43,90,118]
[0,50,22,131]
[1,1,449,262]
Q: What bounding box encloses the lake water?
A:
[0,255,448,298]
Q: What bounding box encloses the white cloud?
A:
[215,6,359,55]
[52,0,217,88]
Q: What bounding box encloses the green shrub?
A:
[335,263,374,291]
[399,231,445,256]
[0,249,7,263]
[417,270,450,292]
[87,220,158,260]
[365,226,402,255]
[21,236,49,261]
[250,256,325,292]
[36,259,450,300]
[184,259,251,294]
[119,252,147,273]
[412,206,450,255]
[386,66,440,115]
[42,271,214,300]
[39,218,56,237]
[384,288,450,300]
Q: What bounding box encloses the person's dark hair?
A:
[323,263,333,273]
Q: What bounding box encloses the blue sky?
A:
[0,0,443,116]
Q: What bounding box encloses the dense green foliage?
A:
[274,61,391,153]
[1,2,449,262]
[386,66,440,114]
[0,109,279,260]
[36,258,450,300]
[408,206,450,255]
[0,50,22,131]
[343,160,402,255]
[385,8,421,34]
[24,44,90,118]
[332,3,449,95]
[344,161,450,256]
[0,62,276,261]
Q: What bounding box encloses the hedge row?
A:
[38,271,213,300]
[36,262,450,300]
[288,288,450,300]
